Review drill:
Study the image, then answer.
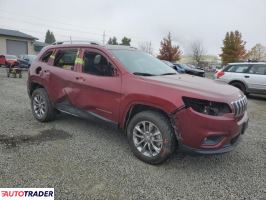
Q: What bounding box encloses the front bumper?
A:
[174,108,248,154]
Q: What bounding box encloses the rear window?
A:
[224,65,250,73]
[41,50,53,63]
[53,49,78,70]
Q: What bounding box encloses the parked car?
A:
[18,54,36,69]
[0,54,18,67]
[28,43,248,164]
[174,63,205,77]
[214,62,266,95]
[161,60,185,73]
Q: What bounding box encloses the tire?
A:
[230,82,246,94]
[127,110,176,164]
[31,88,56,122]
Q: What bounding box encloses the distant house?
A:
[0,28,47,56]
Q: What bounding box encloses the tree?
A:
[220,30,246,65]
[247,43,266,61]
[157,32,182,61]
[45,30,56,44]
[191,40,206,65]
[107,37,118,45]
[120,37,131,46]
[139,41,153,55]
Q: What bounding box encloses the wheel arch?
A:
[29,81,45,96]
[228,80,248,92]
[121,103,173,131]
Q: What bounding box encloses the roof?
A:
[0,28,37,40]
[228,62,266,65]
[48,42,137,51]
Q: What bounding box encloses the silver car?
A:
[214,62,266,95]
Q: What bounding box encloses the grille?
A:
[231,96,248,116]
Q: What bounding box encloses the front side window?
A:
[249,65,266,75]
[225,65,250,73]
[110,50,176,76]
[54,49,77,70]
[83,51,115,76]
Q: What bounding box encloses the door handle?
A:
[244,75,250,78]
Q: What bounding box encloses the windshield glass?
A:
[111,50,177,76]
[27,55,36,61]
[6,55,17,60]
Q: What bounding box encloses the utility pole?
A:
[102,31,106,45]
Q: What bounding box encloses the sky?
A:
[0,0,265,56]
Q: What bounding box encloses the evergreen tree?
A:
[45,30,56,44]
[107,37,118,45]
[220,30,246,65]
[157,32,182,61]
[120,37,131,46]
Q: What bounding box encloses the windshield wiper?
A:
[160,72,177,76]
[133,72,156,76]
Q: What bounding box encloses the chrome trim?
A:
[231,96,248,117]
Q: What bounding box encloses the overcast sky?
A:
[0,0,265,56]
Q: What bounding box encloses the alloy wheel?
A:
[132,121,163,157]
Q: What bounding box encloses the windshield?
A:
[6,55,17,60]
[111,50,177,76]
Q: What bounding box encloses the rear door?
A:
[246,64,266,92]
[44,48,82,104]
[70,48,122,123]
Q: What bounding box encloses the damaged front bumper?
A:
[172,107,249,155]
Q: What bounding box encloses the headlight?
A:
[182,97,231,116]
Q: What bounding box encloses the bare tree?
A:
[139,41,153,55]
[191,40,206,65]
[247,43,266,61]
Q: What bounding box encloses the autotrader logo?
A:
[0,188,54,199]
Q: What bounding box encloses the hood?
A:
[144,74,242,102]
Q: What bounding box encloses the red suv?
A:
[27,43,249,164]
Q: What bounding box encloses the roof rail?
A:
[52,40,100,45]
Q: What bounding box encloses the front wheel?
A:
[127,110,176,164]
[31,88,56,122]
[230,82,246,94]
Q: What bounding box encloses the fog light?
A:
[202,135,224,145]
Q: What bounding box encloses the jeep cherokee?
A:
[27,43,249,164]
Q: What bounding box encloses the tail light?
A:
[216,71,225,78]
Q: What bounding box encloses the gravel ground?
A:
[0,67,265,200]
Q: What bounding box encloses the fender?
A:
[119,94,183,129]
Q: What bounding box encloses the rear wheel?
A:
[31,88,56,122]
[127,110,176,164]
[230,82,246,94]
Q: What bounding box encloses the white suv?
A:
[214,62,266,95]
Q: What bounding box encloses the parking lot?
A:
[0,67,265,200]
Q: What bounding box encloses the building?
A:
[0,28,47,56]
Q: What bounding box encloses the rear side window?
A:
[225,65,250,73]
[249,65,266,75]
[54,49,78,70]
[41,50,53,63]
